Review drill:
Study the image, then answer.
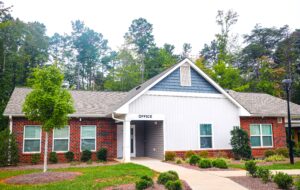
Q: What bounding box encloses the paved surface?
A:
[131,158,247,190]
[206,169,300,177]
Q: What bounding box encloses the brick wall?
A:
[173,149,233,159]
[240,117,286,157]
[12,117,117,163]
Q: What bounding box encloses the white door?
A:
[117,125,136,158]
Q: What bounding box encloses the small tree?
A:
[0,129,19,166]
[230,127,252,159]
[23,65,74,172]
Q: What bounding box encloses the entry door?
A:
[117,125,136,158]
[130,125,136,157]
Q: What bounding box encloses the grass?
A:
[228,161,300,170]
[0,163,153,190]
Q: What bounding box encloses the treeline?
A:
[0,2,300,130]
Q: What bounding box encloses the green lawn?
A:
[229,161,300,170]
[0,163,153,190]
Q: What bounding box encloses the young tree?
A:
[230,127,252,160]
[22,65,74,172]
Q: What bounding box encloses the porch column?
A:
[123,120,131,162]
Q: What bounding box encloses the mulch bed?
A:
[228,176,283,190]
[3,171,82,185]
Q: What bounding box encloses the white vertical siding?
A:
[128,94,240,151]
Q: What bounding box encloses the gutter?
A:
[112,112,125,122]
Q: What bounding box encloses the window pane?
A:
[250,125,260,135]
[81,126,96,138]
[25,126,41,138]
[24,140,40,152]
[250,136,261,146]
[54,139,68,151]
[263,136,272,146]
[81,139,95,151]
[54,126,69,138]
[200,137,212,148]
[200,124,212,136]
[262,125,272,135]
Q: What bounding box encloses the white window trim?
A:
[80,125,97,152]
[52,126,70,153]
[23,125,42,154]
[180,64,191,86]
[198,124,214,149]
[250,124,273,148]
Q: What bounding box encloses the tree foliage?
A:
[230,127,252,160]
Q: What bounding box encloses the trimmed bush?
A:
[273,172,293,189]
[0,129,19,166]
[198,158,212,168]
[294,148,300,157]
[184,150,195,159]
[256,167,271,183]
[212,158,228,169]
[97,148,107,161]
[230,127,252,160]
[65,151,74,162]
[81,150,92,162]
[31,154,40,164]
[264,149,275,158]
[167,171,179,179]
[136,176,154,190]
[49,152,58,163]
[198,151,209,158]
[165,180,182,190]
[265,154,285,162]
[157,171,179,185]
[295,178,300,190]
[245,160,257,177]
[189,155,201,165]
[175,158,183,164]
[165,151,176,161]
[275,148,289,158]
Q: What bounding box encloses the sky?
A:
[5,0,300,55]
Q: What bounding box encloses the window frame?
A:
[23,125,42,154]
[52,126,70,153]
[180,64,191,86]
[80,125,97,152]
[250,124,273,148]
[198,123,213,149]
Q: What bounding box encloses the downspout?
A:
[9,115,12,134]
[8,115,12,164]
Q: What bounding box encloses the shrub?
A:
[295,178,300,190]
[245,160,257,177]
[256,167,271,183]
[273,172,293,189]
[175,158,183,164]
[31,154,40,164]
[198,151,209,158]
[189,155,201,165]
[49,152,58,163]
[184,150,195,159]
[265,154,285,162]
[157,171,179,185]
[81,150,92,162]
[275,148,289,158]
[212,158,228,169]
[97,148,107,161]
[294,148,300,157]
[230,127,252,160]
[198,158,212,168]
[0,129,19,166]
[165,180,182,190]
[165,151,176,161]
[264,150,275,158]
[65,151,74,162]
[136,176,154,190]
[167,171,179,179]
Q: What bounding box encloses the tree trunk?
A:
[43,131,48,172]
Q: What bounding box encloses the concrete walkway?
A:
[132,158,247,190]
[207,169,300,177]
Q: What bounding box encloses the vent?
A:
[180,63,191,86]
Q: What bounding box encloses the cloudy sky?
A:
[5,0,300,54]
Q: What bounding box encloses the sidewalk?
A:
[206,169,300,177]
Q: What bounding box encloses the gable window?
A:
[180,63,191,86]
[250,124,273,147]
[81,125,96,151]
[199,124,212,148]
[53,126,69,152]
[24,126,41,153]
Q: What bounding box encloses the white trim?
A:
[52,126,70,153]
[130,125,136,157]
[9,115,12,134]
[250,124,273,148]
[198,123,214,149]
[145,91,226,98]
[23,125,42,154]
[80,125,97,152]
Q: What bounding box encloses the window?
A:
[277,117,283,123]
[53,126,69,152]
[200,124,212,148]
[180,63,191,86]
[81,125,96,151]
[24,126,41,153]
[250,124,273,147]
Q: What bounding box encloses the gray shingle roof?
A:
[3,87,128,117]
[228,90,300,117]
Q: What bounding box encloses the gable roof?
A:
[3,87,128,117]
[228,90,300,117]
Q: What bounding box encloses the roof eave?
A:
[3,113,111,118]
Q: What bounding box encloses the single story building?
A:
[3,59,300,163]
